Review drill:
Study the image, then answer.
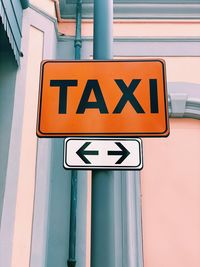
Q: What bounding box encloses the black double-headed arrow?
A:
[76,142,130,164]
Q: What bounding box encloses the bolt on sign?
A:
[37,60,169,137]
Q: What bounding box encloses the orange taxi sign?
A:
[37,60,169,137]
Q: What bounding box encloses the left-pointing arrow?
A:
[76,142,99,164]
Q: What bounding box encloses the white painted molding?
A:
[59,3,200,19]
[169,94,200,119]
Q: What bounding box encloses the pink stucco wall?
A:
[141,118,200,267]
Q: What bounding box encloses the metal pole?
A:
[91,1,114,267]
[68,1,82,267]
[93,0,113,60]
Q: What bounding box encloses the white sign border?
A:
[63,137,143,170]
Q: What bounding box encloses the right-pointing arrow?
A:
[76,142,99,164]
[107,142,130,164]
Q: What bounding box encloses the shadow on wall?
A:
[45,138,71,267]
[0,21,18,223]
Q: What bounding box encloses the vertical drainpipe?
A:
[68,170,78,267]
[67,2,82,267]
[74,0,82,60]
[91,1,114,267]
[20,0,29,9]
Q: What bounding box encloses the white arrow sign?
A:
[64,138,143,170]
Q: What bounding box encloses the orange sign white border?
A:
[37,60,169,138]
